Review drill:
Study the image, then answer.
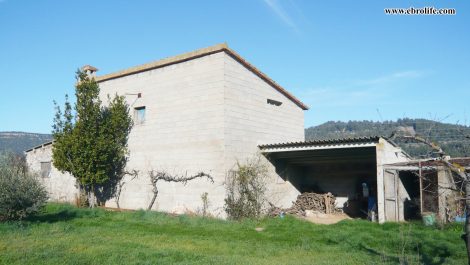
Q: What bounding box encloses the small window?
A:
[267,99,282,106]
[134,106,146,125]
[40,162,51,178]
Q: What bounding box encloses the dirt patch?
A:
[303,210,351,225]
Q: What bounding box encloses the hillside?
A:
[0,132,52,154]
[305,118,470,158]
[2,119,470,158]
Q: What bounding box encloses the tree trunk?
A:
[147,189,158,211]
[115,185,121,209]
[116,197,120,209]
[465,180,470,265]
[88,187,97,208]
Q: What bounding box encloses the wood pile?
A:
[268,192,336,217]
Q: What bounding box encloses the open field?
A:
[0,204,466,265]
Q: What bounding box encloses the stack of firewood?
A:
[268,192,336,217]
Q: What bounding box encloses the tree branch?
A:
[147,170,213,210]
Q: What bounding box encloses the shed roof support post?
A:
[419,161,423,214]
[395,171,400,221]
[377,166,385,223]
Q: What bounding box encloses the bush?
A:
[0,153,48,221]
[224,155,268,220]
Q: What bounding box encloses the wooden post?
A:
[395,172,399,221]
[419,161,423,214]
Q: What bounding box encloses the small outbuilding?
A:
[261,137,467,223]
[260,136,411,223]
[382,158,468,223]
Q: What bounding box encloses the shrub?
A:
[199,192,210,218]
[0,153,48,221]
[224,155,268,220]
[74,189,89,208]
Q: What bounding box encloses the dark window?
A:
[40,162,51,178]
[134,106,146,125]
[267,99,282,106]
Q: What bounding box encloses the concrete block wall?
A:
[26,50,306,216]
[437,167,455,222]
[223,53,304,208]
[376,138,410,223]
[25,144,79,203]
[98,52,227,216]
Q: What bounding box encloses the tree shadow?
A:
[358,244,400,264]
[358,242,451,265]
[420,244,451,265]
[26,209,79,223]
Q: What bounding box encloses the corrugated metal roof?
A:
[258,136,383,150]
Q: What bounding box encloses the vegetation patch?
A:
[0,203,466,265]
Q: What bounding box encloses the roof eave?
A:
[25,140,53,153]
[94,44,309,111]
[258,136,383,150]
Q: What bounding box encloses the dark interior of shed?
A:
[266,146,377,218]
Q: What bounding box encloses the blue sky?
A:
[0,0,469,133]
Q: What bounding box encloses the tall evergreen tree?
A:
[52,70,133,207]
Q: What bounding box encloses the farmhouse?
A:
[27,43,306,218]
[26,43,457,223]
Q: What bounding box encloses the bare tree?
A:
[115,170,139,209]
[147,170,213,211]
[390,132,470,264]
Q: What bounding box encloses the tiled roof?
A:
[25,141,53,153]
[94,43,308,110]
[258,136,383,150]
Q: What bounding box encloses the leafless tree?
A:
[390,131,470,264]
[115,170,139,209]
[147,170,213,210]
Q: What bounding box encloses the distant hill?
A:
[305,118,470,158]
[3,119,470,158]
[0,132,52,154]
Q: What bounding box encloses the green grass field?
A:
[0,204,466,265]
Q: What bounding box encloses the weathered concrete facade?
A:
[26,44,306,216]
[26,143,78,203]
[376,138,410,223]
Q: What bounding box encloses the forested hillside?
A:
[0,132,52,154]
[305,119,470,158]
[2,119,470,158]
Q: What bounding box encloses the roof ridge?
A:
[95,43,228,83]
[94,43,308,110]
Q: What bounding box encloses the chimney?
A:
[81,65,98,78]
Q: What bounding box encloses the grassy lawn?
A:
[0,204,466,265]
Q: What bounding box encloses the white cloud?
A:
[302,87,385,107]
[355,70,426,86]
[300,70,428,108]
[263,0,300,33]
